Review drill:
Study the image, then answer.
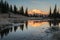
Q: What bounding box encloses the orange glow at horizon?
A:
[28,20,48,27]
[28,9,48,15]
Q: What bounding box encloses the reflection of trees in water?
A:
[0,27,13,38]
[48,19,60,31]
[0,21,28,38]
[20,25,24,31]
[10,27,12,32]
[19,21,28,30]
[14,26,18,32]
[49,19,60,27]
[25,21,28,29]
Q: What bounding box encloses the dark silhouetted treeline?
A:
[0,0,9,13]
[0,0,60,17]
[0,0,29,16]
[48,4,60,18]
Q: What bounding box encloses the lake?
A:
[0,20,60,40]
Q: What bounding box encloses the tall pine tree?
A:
[0,0,3,13]
[4,1,9,13]
[53,4,57,18]
[10,5,13,12]
[19,6,24,15]
[49,7,52,17]
[25,8,28,16]
[0,1,1,12]
[0,1,1,8]
[53,4,57,14]
[6,2,9,12]
[14,5,17,14]
[0,0,9,13]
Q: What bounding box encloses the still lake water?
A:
[0,20,60,40]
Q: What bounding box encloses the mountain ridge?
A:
[28,9,48,15]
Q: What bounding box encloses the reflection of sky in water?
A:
[0,20,60,40]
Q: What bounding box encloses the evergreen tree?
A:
[0,1,1,8]
[0,0,9,13]
[53,4,57,14]
[25,8,28,16]
[19,6,24,15]
[57,8,60,18]
[10,5,13,12]
[50,7,52,15]
[6,2,9,12]
[4,1,9,13]
[53,4,57,18]
[2,2,5,13]
[49,7,52,17]
[14,5,17,14]
[0,0,3,7]
[0,1,1,12]
[0,0,3,13]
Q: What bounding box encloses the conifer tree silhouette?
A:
[10,5,13,12]
[0,0,9,13]
[49,7,52,18]
[25,8,28,16]
[53,4,57,14]
[14,5,17,14]
[6,2,9,12]
[19,6,24,15]
[53,4,57,18]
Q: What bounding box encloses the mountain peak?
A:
[28,9,48,15]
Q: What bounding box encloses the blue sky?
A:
[4,0,60,12]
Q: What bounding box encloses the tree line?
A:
[0,0,60,18]
[0,0,28,16]
[48,4,60,18]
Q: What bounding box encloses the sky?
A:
[4,0,60,12]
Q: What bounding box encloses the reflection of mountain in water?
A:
[28,20,48,27]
